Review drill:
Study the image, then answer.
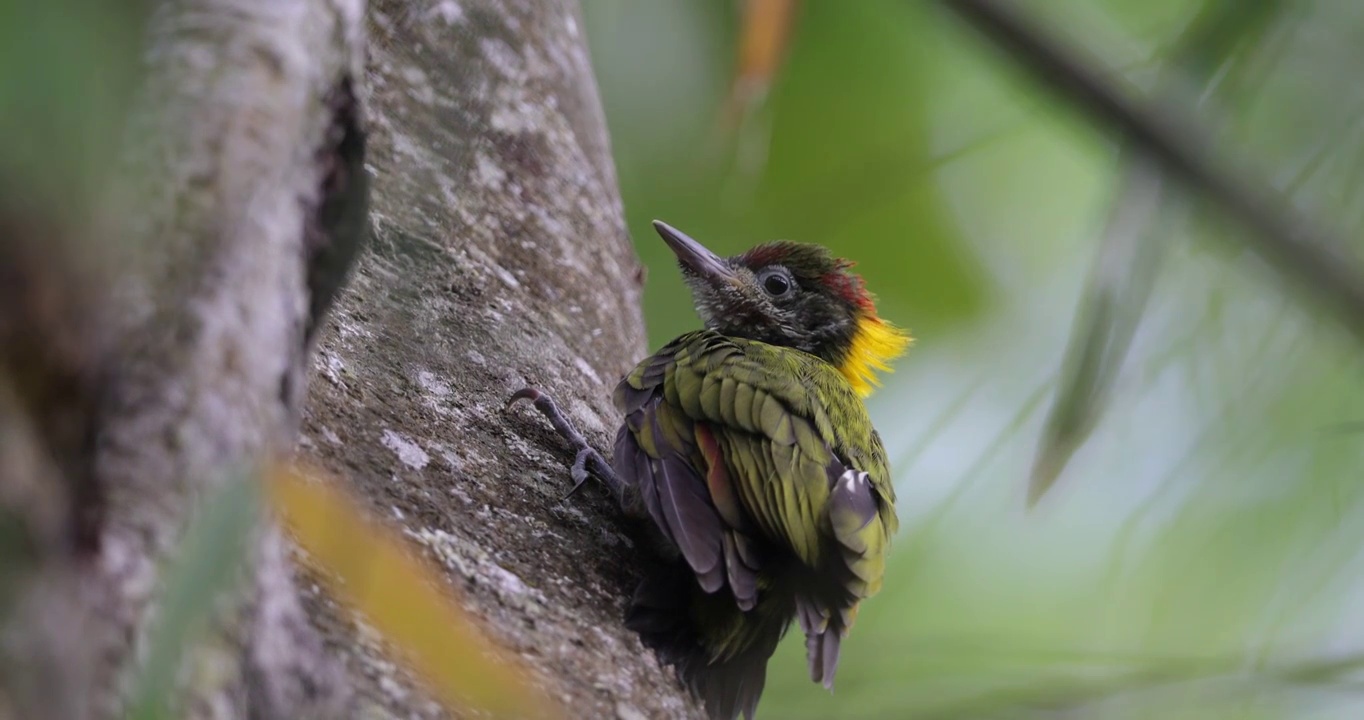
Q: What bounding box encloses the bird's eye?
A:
[758,269,793,297]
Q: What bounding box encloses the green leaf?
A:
[127,469,261,720]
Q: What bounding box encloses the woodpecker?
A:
[511,220,908,719]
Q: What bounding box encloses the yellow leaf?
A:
[722,0,799,133]
[266,463,561,720]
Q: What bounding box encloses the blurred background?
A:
[11,0,1364,717]
[583,1,1364,718]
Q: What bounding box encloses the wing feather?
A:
[614,330,897,644]
[722,532,759,611]
[643,400,725,592]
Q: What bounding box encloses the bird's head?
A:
[653,220,911,397]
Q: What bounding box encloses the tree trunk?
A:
[0,0,702,718]
[300,0,702,717]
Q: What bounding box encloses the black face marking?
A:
[682,244,865,367]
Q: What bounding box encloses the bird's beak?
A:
[652,220,738,289]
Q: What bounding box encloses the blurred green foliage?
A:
[0,0,144,212]
[586,0,989,342]
[584,1,1364,718]
[130,469,261,720]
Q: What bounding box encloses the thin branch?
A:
[1027,0,1288,502]
[937,0,1364,345]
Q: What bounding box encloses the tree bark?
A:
[1,0,702,718]
[298,0,702,717]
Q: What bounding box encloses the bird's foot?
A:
[508,387,625,501]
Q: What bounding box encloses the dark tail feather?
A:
[626,563,789,720]
[796,597,846,690]
[805,624,842,690]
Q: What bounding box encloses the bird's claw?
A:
[564,446,596,501]
[508,385,626,501]
[506,386,544,411]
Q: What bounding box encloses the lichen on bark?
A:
[298,1,702,717]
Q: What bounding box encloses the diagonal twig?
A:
[937,0,1364,346]
[1026,0,1289,503]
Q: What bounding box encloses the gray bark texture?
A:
[300,0,702,717]
[0,0,704,718]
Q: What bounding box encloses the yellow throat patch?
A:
[839,315,912,398]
